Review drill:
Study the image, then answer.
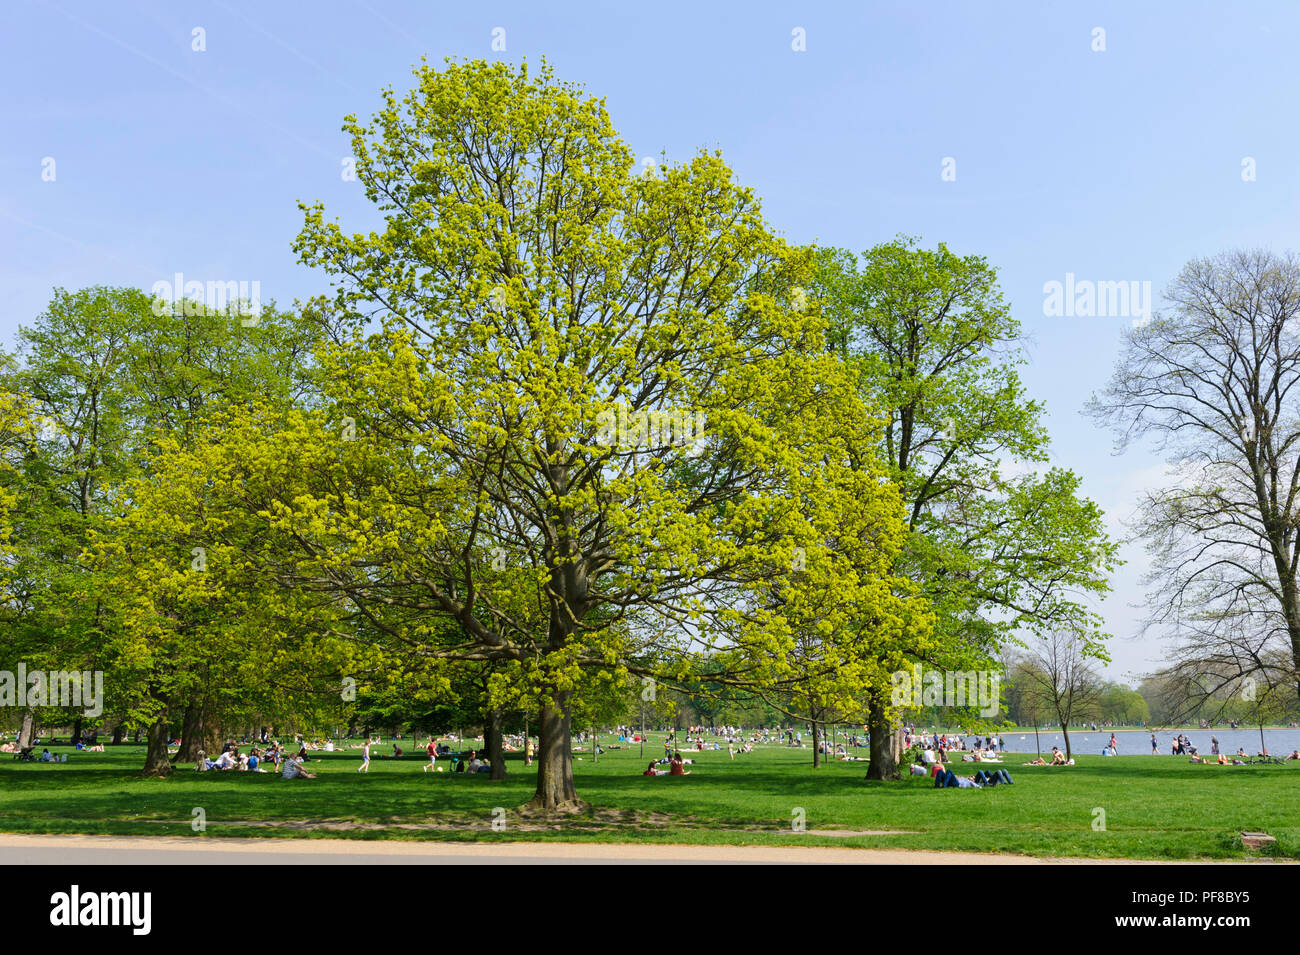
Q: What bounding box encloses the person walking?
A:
[358,739,371,773]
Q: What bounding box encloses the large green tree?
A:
[130,59,921,810]
[810,237,1119,777]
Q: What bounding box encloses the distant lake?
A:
[980,728,1300,756]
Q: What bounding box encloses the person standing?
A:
[358,739,371,773]
[1150,733,1158,754]
[525,736,534,766]
[424,737,438,772]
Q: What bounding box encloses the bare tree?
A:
[1018,631,1103,761]
[1089,249,1300,706]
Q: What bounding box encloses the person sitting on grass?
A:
[282,755,315,780]
[643,761,666,777]
[669,752,691,776]
[1286,750,1300,761]
[212,749,237,771]
[39,748,54,762]
[1049,747,1066,766]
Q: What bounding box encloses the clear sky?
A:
[4,1,1299,682]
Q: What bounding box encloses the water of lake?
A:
[965,728,1300,756]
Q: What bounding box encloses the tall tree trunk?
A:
[1061,724,1072,762]
[485,706,506,780]
[865,696,899,780]
[177,703,202,762]
[71,716,83,744]
[141,714,173,777]
[811,716,821,768]
[528,691,582,812]
[17,710,35,749]
[111,723,125,745]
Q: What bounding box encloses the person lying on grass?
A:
[933,769,981,788]
[281,755,315,780]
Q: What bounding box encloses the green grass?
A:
[3,738,1297,860]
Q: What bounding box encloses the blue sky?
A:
[4,1,1299,681]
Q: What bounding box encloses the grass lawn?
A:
[3,736,1297,860]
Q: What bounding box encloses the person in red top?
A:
[669,753,691,776]
[423,738,438,773]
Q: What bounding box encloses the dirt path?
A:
[0,833,1277,864]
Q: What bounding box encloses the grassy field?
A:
[3,736,1297,860]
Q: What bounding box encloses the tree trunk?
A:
[865,696,898,780]
[17,710,35,749]
[178,704,223,762]
[177,703,202,762]
[811,718,821,768]
[485,706,506,780]
[132,726,142,744]
[111,723,125,745]
[527,691,583,812]
[71,716,83,744]
[141,715,173,777]
[1061,724,1072,762]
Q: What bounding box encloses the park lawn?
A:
[1,738,1297,860]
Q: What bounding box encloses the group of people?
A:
[198,741,296,772]
[1023,746,1074,766]
[903,729,1004,754]
[643,752,693,776]
[1151,733,1201,756]
[932,767,1014,788]
[913,748,1014,788]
